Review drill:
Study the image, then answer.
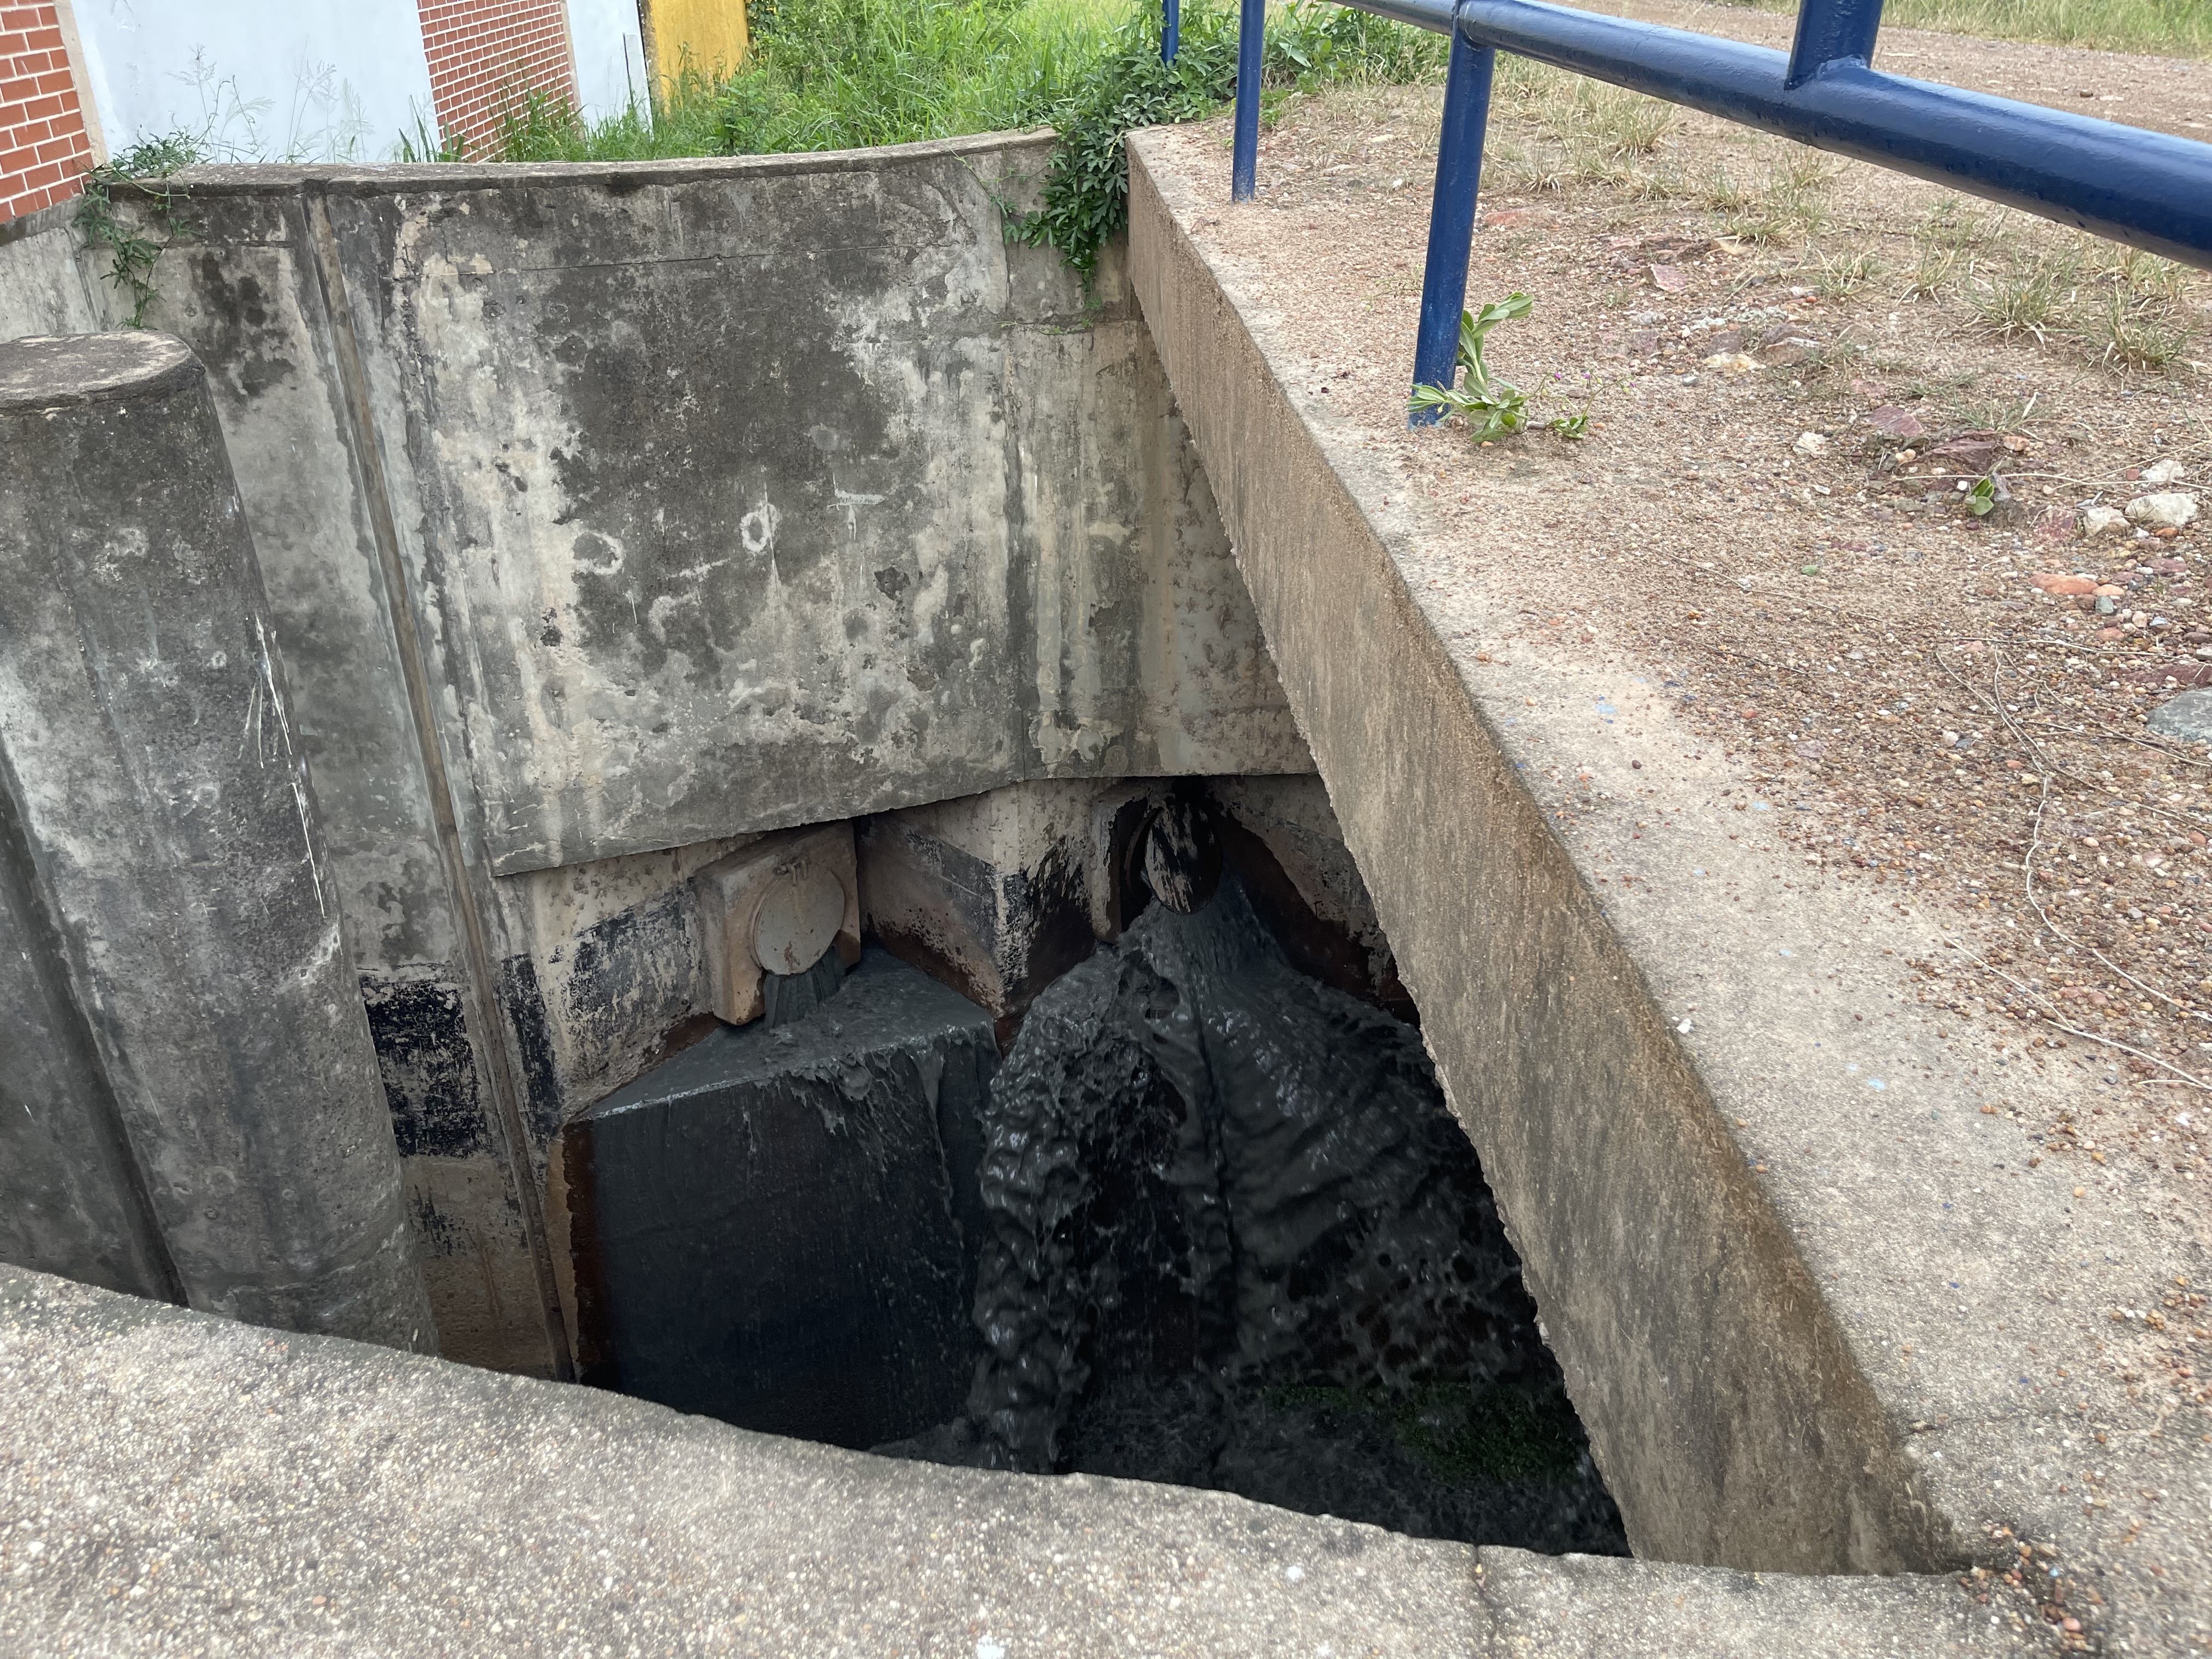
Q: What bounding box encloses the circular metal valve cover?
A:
[752,864,846,975]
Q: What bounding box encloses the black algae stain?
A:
[361,975,487,1160]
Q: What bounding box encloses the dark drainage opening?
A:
[551,787,1625,1554]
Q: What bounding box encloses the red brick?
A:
[415,0,578,151]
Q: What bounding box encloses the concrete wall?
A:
[0,1261,2027,1659]
[0,132,1306,1372]
[567,0,650,119]
[63,0,644,166]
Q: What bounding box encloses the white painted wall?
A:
[69,0,437,162]
[565,0,650,123]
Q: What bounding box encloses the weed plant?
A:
[1006,0,1442,280]
[75,133,207,327]
[1408,294,1590,440]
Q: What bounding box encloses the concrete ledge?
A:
[122,128,1063,199]
[1125,122,2207,1647]
[0,1266,2029,1656]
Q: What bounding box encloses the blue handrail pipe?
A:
[1177,0,2212,424]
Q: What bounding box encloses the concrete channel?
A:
[0,125,2199,1654]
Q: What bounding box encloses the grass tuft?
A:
[1722,150,1831,244]
[1965,242,2080,342]
[2085,290,2197,368]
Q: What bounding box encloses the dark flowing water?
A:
[884,882,1625,1553]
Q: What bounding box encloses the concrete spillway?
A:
[940,879,1621,1554]
[0,117,2199,1656]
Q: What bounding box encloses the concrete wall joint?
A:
[300,182,574,1379]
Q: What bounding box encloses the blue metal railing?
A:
[1165,0,2212,424]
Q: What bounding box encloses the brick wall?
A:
[1,3,93,220]
[417,0,579,157]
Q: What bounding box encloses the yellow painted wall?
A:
[644,0,750,83]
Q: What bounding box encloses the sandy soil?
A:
[1162,1,2212,1232]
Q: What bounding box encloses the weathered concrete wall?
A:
[0,769,177,1305]
[321,140,1299,876]
[860,772,1413,1029]
[26,134,1305,1372]
[0,333,431,1348]
[0,199,100,342]
[860,778,1144,1023]
[1211,774,1417,1021]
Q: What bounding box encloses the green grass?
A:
[1709,0,2210,58]
[402,0,1440,279]
[418,0,1436,167]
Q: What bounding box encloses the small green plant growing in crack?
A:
[1408,293,1589,441]
[75,133,206,328]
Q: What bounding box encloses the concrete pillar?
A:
[0,333,432,1349]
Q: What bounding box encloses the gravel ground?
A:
[1170,3,2212,1262]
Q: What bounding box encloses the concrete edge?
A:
[0,331,200,411]
[0,1262,2032,1657]
[0,193,84,250]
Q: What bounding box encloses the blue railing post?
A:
[1232,0,1266,202]
[1163,0,1181,62]
[1409,20,1496,422]
[1785,0,1883,88]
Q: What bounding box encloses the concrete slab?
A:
[0,1265,2038,1656]
[1127,124,2208,1651]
